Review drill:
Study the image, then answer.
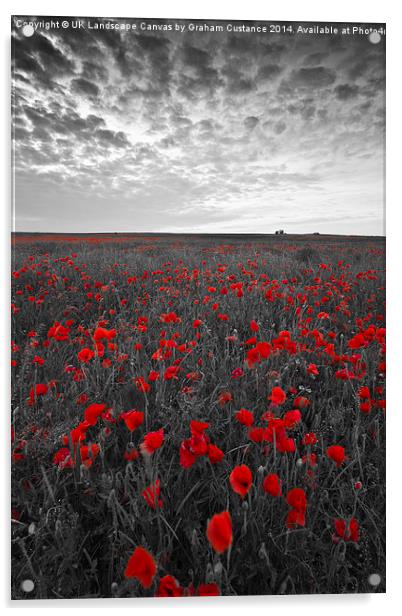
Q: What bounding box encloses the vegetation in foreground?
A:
[11,234,385,599]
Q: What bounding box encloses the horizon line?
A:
[11,231,386,238]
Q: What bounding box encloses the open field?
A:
[11,233,385,598]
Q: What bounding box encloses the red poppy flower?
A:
[255,341,271,359]
[180,421,211,468]
[276,436,296,453]
[84,403,107,426]
[191,432,209,456]
[263,473,282,497]
[293,396,310,409]
[186,371,201,381]
[65,422,88,445]
[334,518,346,538]
[77,347,95,363]
[264,417,286,443]
[197,583,220,596]
[245,337,258,347]
[286,508,306,528]
[348,518,359,542]
[190,420,209,435]
[377,399,386,411]
[348,333,367,349]
[229,464,253,498]
[134,376,151,393]
[28,383,48,405]
[302,432,318,446]
[53,447,74,469]
[164,365,180,381]
[76,393,89,405]
[120,410,144,432]
[334,517,359,542]
[156,575,183,597]
[360,400,372,414]
[335,368,356,381]
[160,311,181,324]
[283,409,302,428]
[93,327,116,341]
[286,487,307,512]
[142,479,163,509]
[326,444,345,467]
[206,511,233,553]
[302,453,317,467]
[358,386,371,399]
[124,448,139,461]
[307,363,319,376]
[124,546,157,588]
[235,408,254,427]
[179,439,198,468]
[48,323,70,341]
[269,386,286,406]
[207,443,224,464]
[140,429,164,455]
[246,347,260,368]
[250,319,259,332]
[218,391,232,406]
[79,443,100,467]
[12,448,25,462]
[231,367,244,379]
[248,427,269,443]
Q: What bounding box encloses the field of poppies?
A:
[10,233,386,599]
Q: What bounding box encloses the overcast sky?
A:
[12,17,385,235]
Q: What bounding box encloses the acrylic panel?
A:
[11,16,385,599]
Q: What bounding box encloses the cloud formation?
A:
[11,17,385,234]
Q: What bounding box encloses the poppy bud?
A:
[191,528,199,547]
[101,473,113,489]
[80,464,89,481]
[107,489,116,508]
[206,562,214,583]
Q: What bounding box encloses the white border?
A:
[2,1,401,614]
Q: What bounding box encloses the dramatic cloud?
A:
[334,83,360,100]
[244,116,259,130]
[71,78,100,97]
[290,66,337,88]
[11,17,385,234]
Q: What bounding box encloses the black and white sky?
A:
[12,17,385,234]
